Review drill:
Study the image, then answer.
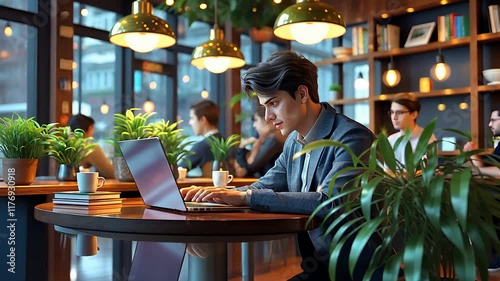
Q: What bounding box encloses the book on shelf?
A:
[53,191,121,200]
[489,5,500,33]
[438,13,470,42]
[53,204,122,215]
[376,24,400,51]
[351,26,368,55]
[52,197,123,206]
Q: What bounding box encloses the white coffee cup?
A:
[178,167,187,180]
[77,172,105,193]
[212,170,233,187]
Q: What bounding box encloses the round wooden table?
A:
[35,198,317,281]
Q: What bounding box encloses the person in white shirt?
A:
[387,93,436,168]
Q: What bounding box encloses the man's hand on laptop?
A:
[180,186,247,206]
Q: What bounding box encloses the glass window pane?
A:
[262,42,285,61]
[177,52,214,135]
[133,71,172,123]
[177,18,210,48]
[0,0,37,12]
[73,35,116,155]
[0,20,34,118]
[240,34,257,66]
[73,2,117,31]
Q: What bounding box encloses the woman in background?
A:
[67,114,115,178]
[234,106,287,178]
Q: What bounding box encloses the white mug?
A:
[177,167,187,180]
[212,170,233,187]
[77,172,105,193]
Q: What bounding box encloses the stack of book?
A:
[437,13,470,42]
[376,24,400,51]
[52,191,123,215]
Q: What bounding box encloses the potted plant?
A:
[296,119,500,281]
[328,83,342,100]
[0,114,57,185]
[151,119,195,179]
[48,126,97,181]
[206,134,240,171]
[110,108,156,181]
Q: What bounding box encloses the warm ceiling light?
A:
[72,81,79,89]
[354,72,368,90]
[80,8,89,17]
[437,103,446,111]
[143,98,155,113]
[100,102,110,114]
[440,0,448,5]
[166,0,175,6]
[459,102,468,110]
[0,50,8,58]
[382,57,401,87]
[199,3,207,9]
[72,62,78,69]
[430,51,451,82]
[406,8,415,13]
[274,0,346,45]
[4,22,12,37]
[182,75,190,83]
[201,89,209,99]
[149,81,157,89]
[109,0,176,53]
[191,0,245,74]
[381,13,389,19]
[274,0,282,3]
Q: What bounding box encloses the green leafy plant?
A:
[110,108,156,156]
[48,127,98,168]
[295,118,500,281]
[0,114,57,159]
[151,119,195,168]
[329,83,342,92]
[160,0,295,30]
[229,91,258,124]
[206,134,240,162]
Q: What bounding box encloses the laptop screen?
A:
[118,138,187,212]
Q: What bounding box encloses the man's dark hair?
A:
[67,114,95,132]
[492,108,500,116]
[392,93,421,113]
[190,100,220,126]
[241,50,319,103]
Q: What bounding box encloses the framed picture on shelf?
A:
[404,22,436,47]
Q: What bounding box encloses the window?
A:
[73,2,116,31]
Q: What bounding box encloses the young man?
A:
[178,100,222,177]
[387,93,437,166]
[181,51,378,280]
[464,108,500,178]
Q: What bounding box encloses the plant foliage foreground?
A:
[296,119,500,281]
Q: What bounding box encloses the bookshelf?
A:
[317,0,500,150]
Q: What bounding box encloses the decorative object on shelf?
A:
[483,68,500,85]
[430,49,451,82]
[332,46,352,58]
[328,83,342,100]
[437,101,447,111]
[297,118,500,281]
[0,115,56,185]
[419,77,433,92]
[382,56,401,87]
[404,21,436,48]
[191,0,245,74]
[273,0,346,45]
[206,134,240,171]
[109,0,176,53]
[49,127,98,181]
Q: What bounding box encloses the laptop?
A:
[118,138,249,212]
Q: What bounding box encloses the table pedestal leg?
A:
[188,243,227,281]
[113,240,132,281]
[241,242,254,281]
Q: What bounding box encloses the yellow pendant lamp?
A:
[273,0,346,45]
[191,0,245,74]
[109,0,176,53]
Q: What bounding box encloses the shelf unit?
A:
[316,0,500,149]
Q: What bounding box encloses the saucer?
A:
[487,81,500,85]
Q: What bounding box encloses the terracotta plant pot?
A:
[1,158,39,185]
[249,27,273,43]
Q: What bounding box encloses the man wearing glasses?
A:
[387,93,436,167]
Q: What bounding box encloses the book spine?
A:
[489,5,498,33]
